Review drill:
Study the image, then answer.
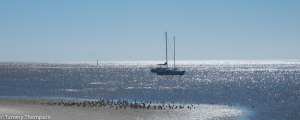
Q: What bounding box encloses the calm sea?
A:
[0,60,299,119]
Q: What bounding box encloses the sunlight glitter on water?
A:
[151,104,243,120]
[1,60,300,119]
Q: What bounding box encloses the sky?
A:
[1,0,299,62]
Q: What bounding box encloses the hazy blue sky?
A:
[1,0,299,62]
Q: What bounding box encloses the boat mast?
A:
[174,36,175,70]
[165,31,168,68]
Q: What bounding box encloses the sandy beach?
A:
[0,97,243,120]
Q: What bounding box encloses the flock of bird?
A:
[38,99,215,110]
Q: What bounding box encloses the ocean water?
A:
[0,60,299,119]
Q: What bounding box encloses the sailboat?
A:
[150,32,168,73]
[150,31,185,75]
[156,36,185,75]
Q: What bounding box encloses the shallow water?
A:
[0,60,299,119]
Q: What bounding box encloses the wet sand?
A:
[0,98,243,120]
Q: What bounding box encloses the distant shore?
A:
[0,97,243,120]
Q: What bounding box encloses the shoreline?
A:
[0,97,243,120]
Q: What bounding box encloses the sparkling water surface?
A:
[1,60,300,119]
